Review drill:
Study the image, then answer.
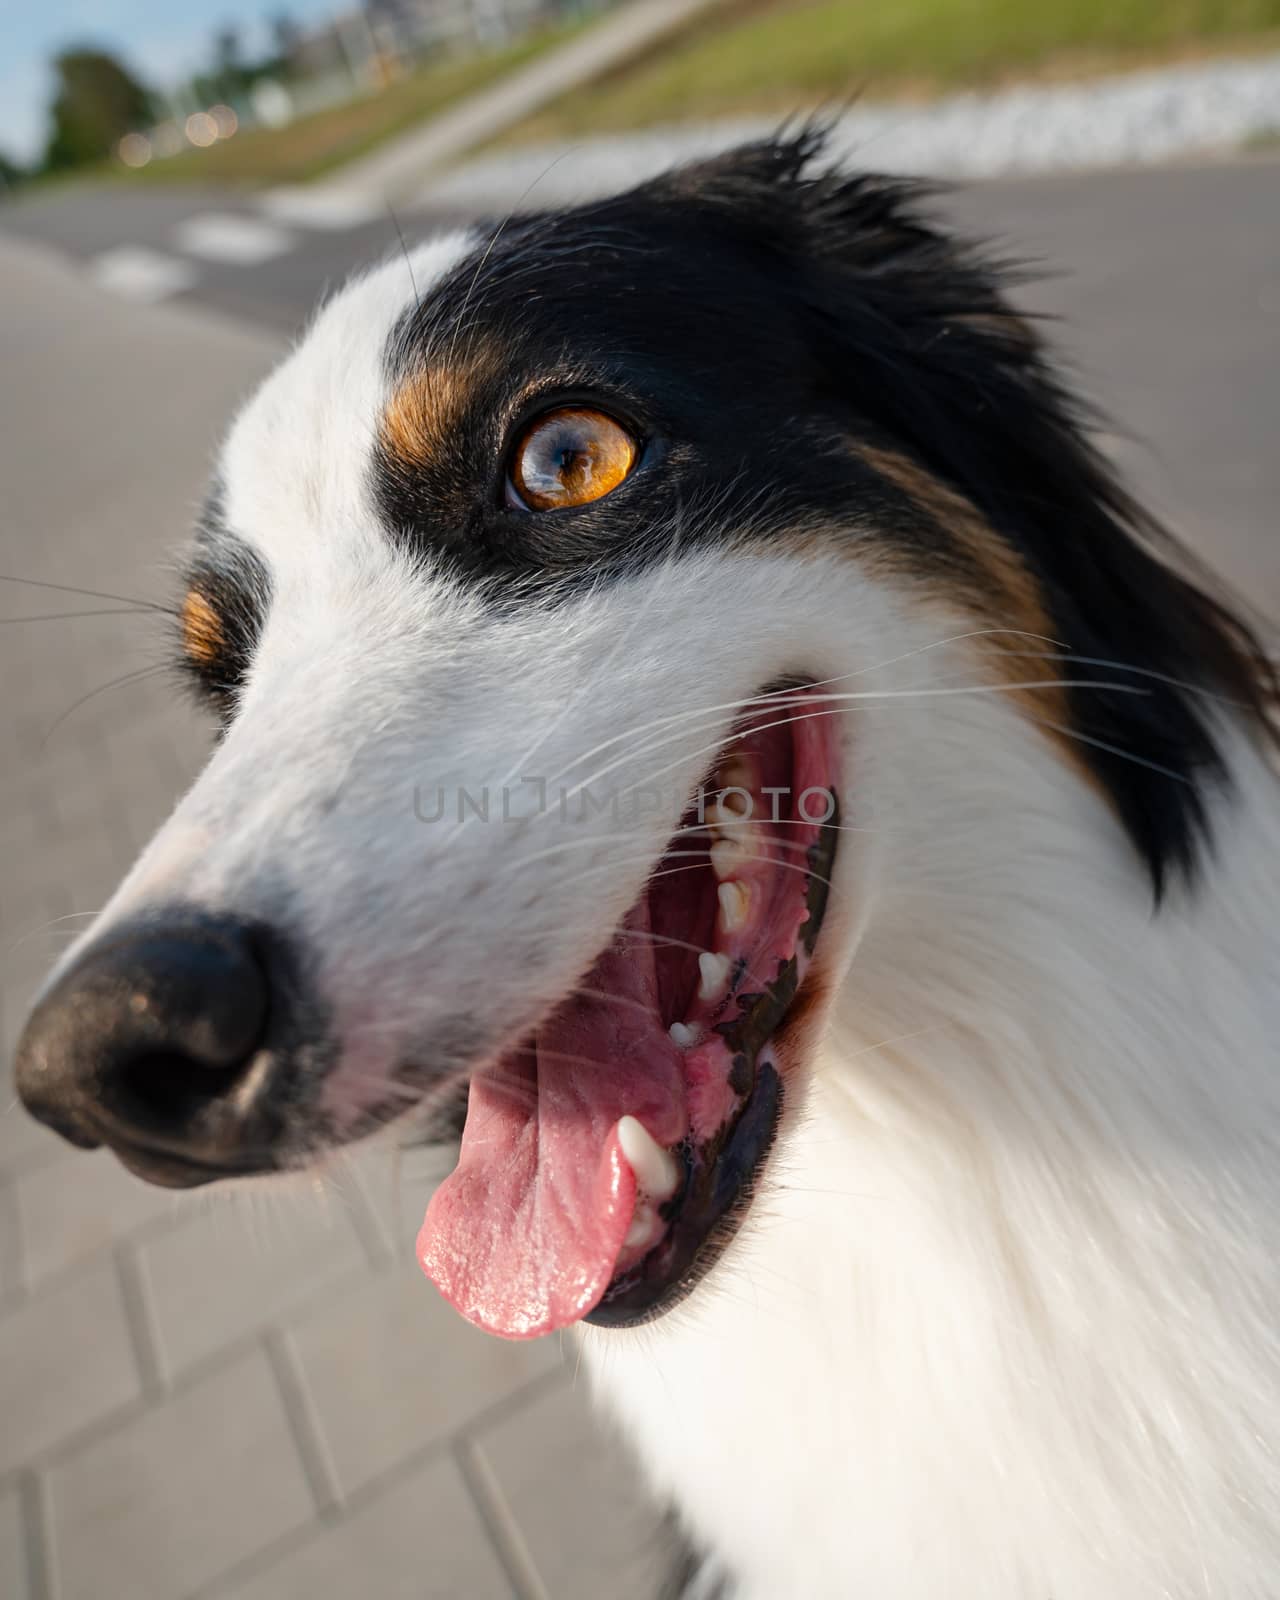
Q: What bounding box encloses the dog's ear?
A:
[667,131,1278,895]
[640,130,1063,446]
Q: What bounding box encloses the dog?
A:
[15,130,1280,1598]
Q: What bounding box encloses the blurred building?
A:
[365,0,601,60]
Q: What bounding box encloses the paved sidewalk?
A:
[0,235,668,1600]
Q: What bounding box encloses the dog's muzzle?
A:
[13,910,302,1186]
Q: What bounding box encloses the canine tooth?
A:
[698,951,731,1001]
[710,838,743,879]
[617,1116,681,1201]
[717,880,751,932]
[711,794,750,827]
[669,1021,699,1047]
[624,1203,662,1252]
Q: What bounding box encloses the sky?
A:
[0,0,345,164]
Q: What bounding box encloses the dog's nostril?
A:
[14,913,277,1168]
[117,1055,252,1131]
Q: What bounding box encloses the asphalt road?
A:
[0,183,473,332]
[3,156,1277,616]
[951,156,1280,612]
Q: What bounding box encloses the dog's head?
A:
[15,133,1273,1339]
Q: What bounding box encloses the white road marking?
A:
[257,188,383,230]
[174,213,295,264]
[88,246,199,303]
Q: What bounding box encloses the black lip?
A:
[108,1138,279,1189]
[586,1058,783,1328]
[586,792,839,1329]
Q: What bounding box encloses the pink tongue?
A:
[417,899,686,1339]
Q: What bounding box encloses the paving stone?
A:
[48,1348,313,1600]
[0,1178,21,1300]
[16,1148,180,1286]
[139,1187,373,1377]
[221,1453,513,1600]
[0,1485,29,1600]
[0,1258,141,1474]
[476,1376,671,1600]
[288,1264,561,1496]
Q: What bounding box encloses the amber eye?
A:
[509,407,638,511]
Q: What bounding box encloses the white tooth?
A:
[617,1116,681,1201]
[624,1203,662,1252]
[710,838,743,880]
[710,796,749,829]
[668,1021,699,1047]
[718,757,752,791]
[698,951,732,1001]
[717,880,751,932]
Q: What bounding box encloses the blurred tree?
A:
[0,148,25,197]
[210,22,258,99]
[214,24,245,76]
[271,11,303,64]
[43,49,153,171]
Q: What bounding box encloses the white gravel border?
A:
[420,50,1280,208]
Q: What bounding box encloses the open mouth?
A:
[417,684,840,1339]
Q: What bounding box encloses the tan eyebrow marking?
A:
[380,372,438,470]
[181,587,225,668]
[379,348,501,473]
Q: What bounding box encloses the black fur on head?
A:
[371,127,1276,897]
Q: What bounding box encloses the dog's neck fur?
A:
[586,663,1280,1600]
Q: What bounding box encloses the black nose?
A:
[14,913,285,1186]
